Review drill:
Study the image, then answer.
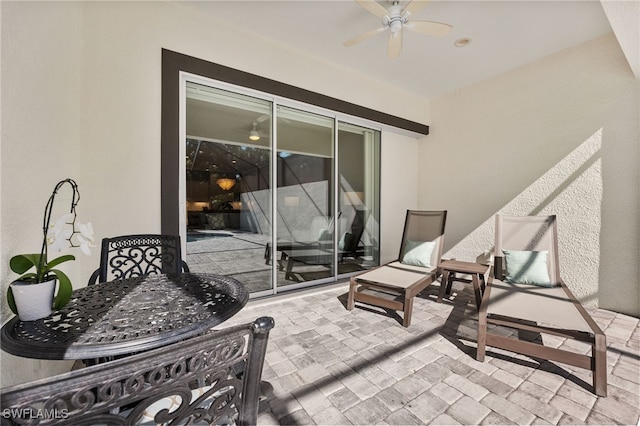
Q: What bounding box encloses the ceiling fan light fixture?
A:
[249,130,261,141]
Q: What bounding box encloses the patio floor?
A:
[224,279,640,426]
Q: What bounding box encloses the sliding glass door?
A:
[185,82,274,293]
[183,78,380,296]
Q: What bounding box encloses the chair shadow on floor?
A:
[340,278,594,394]
[436,282,594,393]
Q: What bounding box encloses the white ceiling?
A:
[184,0,613,99]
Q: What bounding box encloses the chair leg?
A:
[347,277,357,311]
[477,312,487,361]
[437,270,450,303]
[402,291,413,327]
[472,274,482,310]
[593,332,608,396]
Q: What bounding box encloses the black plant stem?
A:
[37,179,80,282]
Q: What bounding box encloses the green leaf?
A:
[50,269,73,310]
[9,254,40,274]
[6,287,18,315]
[47,254,75,269]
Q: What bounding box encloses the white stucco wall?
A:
[420,33,639,316]
[1,1,424,385]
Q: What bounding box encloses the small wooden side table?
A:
[437,260,490,310]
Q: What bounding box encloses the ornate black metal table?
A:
[1,273,249,360]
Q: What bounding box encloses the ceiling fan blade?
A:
[354,0,389,19]
[405,20,452,37]
[387,30,403,59]
[402,0,431,18]
[344,26,387,47]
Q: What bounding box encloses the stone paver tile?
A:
[507,389,563,424]
[315,375,344,397]
[480,411,513,425]
[405,391,449,424]
[611,360,640,384]
[270,359,298,377]
[431,413,463,425]
[557,413,586,425]
[531,417,554,425]
[341,372,380,400]
[555,382,597,410]
[414,362,451,383]
[343,396,390,425]
[609,373,640,395]
[268,393,303,419]
[516,380,555,403]
[592,389,640,425]
[585,410,618,425]
[446,395,492,425]
[468,370,515,397]
[481,393,536,425]
[409,345,443,365]
[383,408,424,425]
[527,368,566,393]
[392,374,432,399]
[269,373,304,397]
[327,386,361,412]
[444,373,490,401]
[491,369,524,388]
[376,358,414,381]
[291,384,333,417]
[549,394,590,421]
[375,386,409,412]
[311,406,351,426]
[429,381,463,405]
[437,356,476,377]
[362,367,397,389]
[278,409,315,425]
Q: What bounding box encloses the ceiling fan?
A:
[344,0,452,59]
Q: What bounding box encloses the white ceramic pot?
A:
[9,278,56,321]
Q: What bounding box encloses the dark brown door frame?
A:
[161,48,429,235]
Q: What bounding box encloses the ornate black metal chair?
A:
[0,316,275,426]
[88,234,190,285]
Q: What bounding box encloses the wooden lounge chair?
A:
[0,316,275,425]
[347,210,447,327]
[477,214,607,396]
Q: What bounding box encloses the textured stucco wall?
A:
[420,33,639,316]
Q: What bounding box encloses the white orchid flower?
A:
[76,235,93,256]
[78,222,95,243]
[49,228,72,252]
[51,213,74,232]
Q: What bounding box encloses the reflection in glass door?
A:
[275,106,335,287]
[337,123,380,275]
[184,82,273,293]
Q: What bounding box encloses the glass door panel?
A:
[337,122,381,274]
[275,106,335,287]
[184,82,273,293]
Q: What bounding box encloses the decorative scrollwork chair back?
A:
[0,316,275,426]
[88,234,190,285]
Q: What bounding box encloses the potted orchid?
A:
[6,178,94,321]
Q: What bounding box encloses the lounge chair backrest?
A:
[398,210,447,267]
[0,317,275,426]
[495,214,561,285]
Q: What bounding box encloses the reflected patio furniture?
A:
[279,210,367,280]
[0,316,274,426]
[477,214,607,396]
[88,234,190,285]
[347,210,447,327]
